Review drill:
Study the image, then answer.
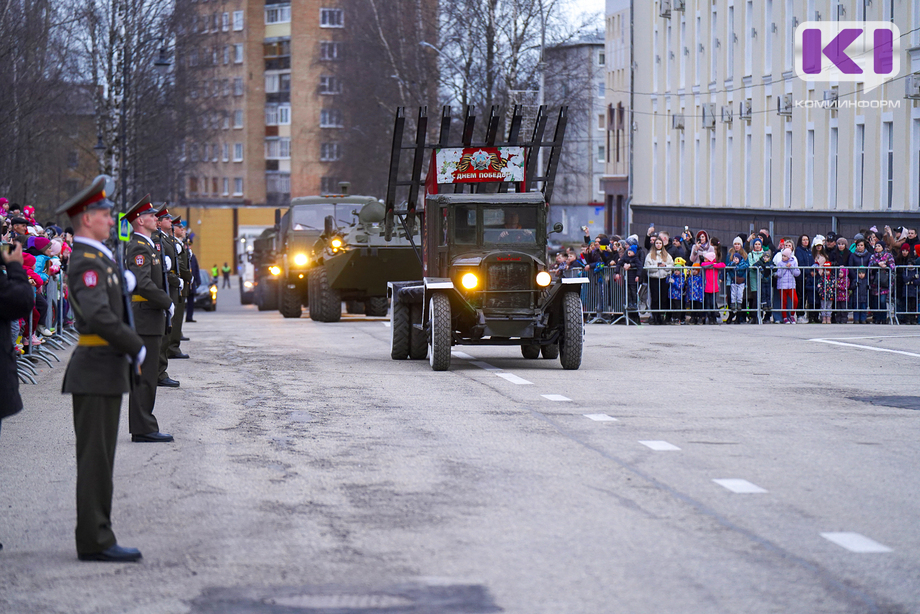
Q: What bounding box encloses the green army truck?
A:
[385,105,587,371]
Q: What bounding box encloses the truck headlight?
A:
[243,281,254,289]
[461,272,479,289]
[269,266,281,276]
[293,253,309,266]
[536,271,552,287]
[330,238,343,249]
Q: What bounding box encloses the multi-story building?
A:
[178,0,352,272]
[632,0,920,241]
[544,34,608,240]
[602,0,631,236]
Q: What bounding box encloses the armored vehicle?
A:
[307,200,422,322]
[386,105,587,371]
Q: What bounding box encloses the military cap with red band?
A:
[125,194,155,222]
[54,176,114,218]
[155,203,171,219]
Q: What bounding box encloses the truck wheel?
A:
[559,292,583,370]
[314,266,341,322]
[428,294,452,371]
[365,297,389,317]
[280,283,302,318]
[345,301,365,314]
[256,279,278,311]
[521,345,540,359]
[390,297,410,360]
[541,344,559,359]
[409,303,427,359]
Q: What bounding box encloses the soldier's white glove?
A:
[165,255,172,270]
[169,303,176,318]
[175,243,183,254]
[128,345,146,365]
[179,279,184,292]
[123,270,137,293]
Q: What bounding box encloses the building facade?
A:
[544,34,608,240]
[603,0,631,237]
[632,0,920,242]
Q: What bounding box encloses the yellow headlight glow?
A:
[269,266,281,276]
[293,253,309,266]
[330,238,343,249]
[536,271,552,287]
[461,273,478,289]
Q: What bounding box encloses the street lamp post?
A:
[419,41,469,107]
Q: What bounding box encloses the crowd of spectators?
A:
[1,199,74,353]
[549,223,920,325]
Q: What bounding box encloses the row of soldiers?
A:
[58,177,194,563]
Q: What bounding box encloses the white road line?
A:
[809,338,920,358]
[451,350,475,360]
[639,440,681,451]
[584,414,618,422]
[382,322,391,328]
[813,334,920,341]
[821,532,892,553]
[495,372,533,385]
[713,479,768,494]
[470,361,502,372]
[541,394,572,402]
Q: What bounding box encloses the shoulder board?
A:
[84,252,97,259]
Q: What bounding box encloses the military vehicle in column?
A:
[251,225,280,311]
[386,105,587,371]
[307,197,422,322]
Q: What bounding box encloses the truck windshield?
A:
[290,204,351,230]
[481,206,537,244]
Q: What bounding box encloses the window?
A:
[883,121,894,210]
[726,6,734,80]
[234,44,243,64]
[855,123,865,209]
[597,80,604,98]
[191,144,199,162]
[223,45,230,65]
[212,13,219,33]
[597,145,605,162]
[679,135,685,203]
[233,78,243,96]
[784,128,792,209]
[744,133,752,207]
[189,176,198,195]
[212,177,218,194]
[694,137,700,204]
[321,142,341,161]
[222,12,229,32]
[598,50,605,66]
[806,129,814,208]
[320,8,344,27]
[233,110,244,128]
[222,79,230,96]
[320,41,342,60]
[598,113,605,130]
[265,5,291,24]
[233,11,243,31]
[265,138,291,159]
[266,173,291,193]
[233,178,243,196]
[320,176,339,193]
[744,1,752,76]
[320,108,343,127]
[233,143,243,162]
[265,105,278,125]
[265,72,291,93]
[785,0,794,70]
[764,133,772,207]
[829,127,838,209]
[652,140,658,202]
[764,0,773,74]
[222,143,229,162]
[222,177,230,196]
[319,75,342,94]
[710,10,718,83]
[278,105,291,125]
[203,144,209,161]
[212,143,218,162]
[200,176,208,196]
[709,134,716,205]
[726,135,733,205]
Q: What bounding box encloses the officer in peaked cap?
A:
[152,204,181,387]
[166,213,192,359]
[57,177,145,562]
[125,196,174,443]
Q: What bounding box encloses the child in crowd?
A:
[834,266,850,323]
[775,248,800,323]
[728,247,749,324]
[687,263,705,324]
[853,268,870,323]
[817,262,834,324]
[668,257,687,324]
[748,238,773,323]
[868,240,896,324]
[701,251,725,324]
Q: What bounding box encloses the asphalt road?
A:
[2,281,919,614]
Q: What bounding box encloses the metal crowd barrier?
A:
[16,271,71,384]
[567,263,919,325]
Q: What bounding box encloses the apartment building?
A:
[602,0,631,236]
[631,0,920,241]
[178,0,350,271]
[544,34,608,240]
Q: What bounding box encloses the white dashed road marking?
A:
[470,361,502,372]
[639,441,681,451]
[383,322,391,328]
[584,414,618,422]
[495,372,533,385]
[541,394,571,402]
[821,532,892,553]
[713,479,768,494]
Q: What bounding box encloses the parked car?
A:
[194,270,217,311]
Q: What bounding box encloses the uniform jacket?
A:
[174,237,193,299]
[154,231,181,299]
[1,261,35,419]
[62,241,144,396]
[126,235,172,335]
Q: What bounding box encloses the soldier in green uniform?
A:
[124,196,174,443]
[153,205,181,387]
[58,177,144,562]
[166,214,192,359]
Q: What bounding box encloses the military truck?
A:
[250,226,280,311]
[386,105,587,371]
[307,199,422,322]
